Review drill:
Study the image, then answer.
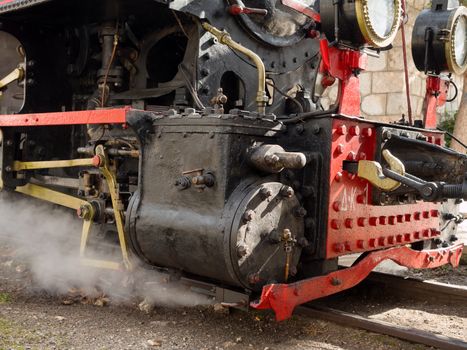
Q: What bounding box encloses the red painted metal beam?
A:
[0,107,131,127]
[319,40,367,117]
[251,243,464,321]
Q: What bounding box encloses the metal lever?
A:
[383,168,467,201]
[0,66,25,94]
[229,4,268,16]
[346,149,467,201]
[347,150,405,192]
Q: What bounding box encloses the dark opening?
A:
[220,71,245,112]
[146,33,188,86]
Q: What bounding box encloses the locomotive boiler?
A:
[0,0,466,320]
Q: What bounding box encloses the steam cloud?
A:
[0,192,211,308]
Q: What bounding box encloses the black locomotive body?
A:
[0,0,465,319]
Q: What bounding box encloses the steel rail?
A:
[366,272,467,304]
[299,306,467,350]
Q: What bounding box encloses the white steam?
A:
[0,192,212,308]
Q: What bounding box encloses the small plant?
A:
[438,112,457,147]
[0,292,11,304]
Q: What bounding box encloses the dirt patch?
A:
[0,243,464,350]
[406,264,467,285]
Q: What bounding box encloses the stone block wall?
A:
[321,0,464,123]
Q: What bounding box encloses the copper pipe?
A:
[201,22,268,114]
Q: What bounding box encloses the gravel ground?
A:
[0,243,450,350]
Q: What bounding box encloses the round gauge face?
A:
[231,0,316,47]
[453,14,467,68]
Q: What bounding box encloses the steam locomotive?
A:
[0,0,466,320]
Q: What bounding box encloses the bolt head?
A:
[295,207,307,218]
[331,278,342,286]
[243,210,255,221]
[298,237,310,248]
[280,186,294,198]
[236,244,248,258]
[260,187,273,199]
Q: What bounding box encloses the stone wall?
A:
[321,0,464,123]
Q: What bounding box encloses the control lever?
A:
[344,149,467,201]
[0,66,25,95]
[383,168,467,201]
[229,0,268,16]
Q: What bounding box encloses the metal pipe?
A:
[201,22,268,114]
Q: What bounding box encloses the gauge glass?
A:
[366,0,396,38]
[453,15,467,67]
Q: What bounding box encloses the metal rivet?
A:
[331,220,341,230]
[349,126,360,136]
[357,218,366,227]
[336,125,347,135]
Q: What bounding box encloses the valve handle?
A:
[229,4,268,16]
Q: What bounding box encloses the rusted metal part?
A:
[300,306,467,350]
[251,243,464,321]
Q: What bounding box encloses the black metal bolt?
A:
[280,186,294,198]
[312,124,321,135]
[295,207,307,218]
[236,244,248,258]
[382,130,392,140]
[268,229,281,244]
[243,210,255,222]
[298,237,310,248]
[295,124,305,135]
[331,278,342,286]
[260,187,273,199]
[305,218,316,230]
[421,186,434,197]
[248,273,260,285]
[301,186,315,198]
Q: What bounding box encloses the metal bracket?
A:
[251,243,464,321]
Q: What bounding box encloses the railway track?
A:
[299,306,467,350]
[298,272,467,350]
[366,272,467,304]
